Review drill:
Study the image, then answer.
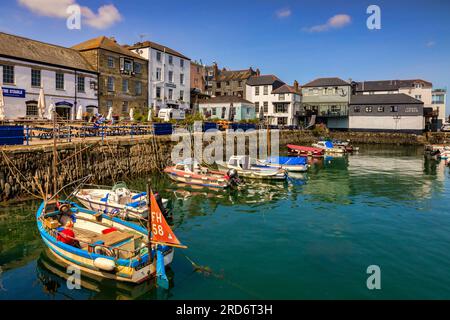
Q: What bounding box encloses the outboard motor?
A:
[155,192,171,219]
[226,169,241,186]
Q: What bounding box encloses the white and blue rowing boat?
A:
[257,156,309,172]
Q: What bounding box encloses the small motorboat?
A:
[312,141,346,154]
[216,155,287,180]
[257,156,309,172]
[36,197,178,284]
[74,182,168,221]
[164,158,240,189]
[287,144,325,158]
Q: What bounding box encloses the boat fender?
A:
[93,257,116,272]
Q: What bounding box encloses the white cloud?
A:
[426,40,436,47]
[303,14,351,33]
[17,0,122,29]
[81,4,122,29]
[276,8,292,19]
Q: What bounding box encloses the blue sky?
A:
[1,0,449,113]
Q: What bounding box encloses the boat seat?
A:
[73,227,102,248]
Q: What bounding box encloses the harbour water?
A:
[1,145,450,300]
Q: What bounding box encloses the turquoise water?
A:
[1,145,450,299]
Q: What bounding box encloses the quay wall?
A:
[0,130,444,202]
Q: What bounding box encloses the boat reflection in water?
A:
[36,249,174,300]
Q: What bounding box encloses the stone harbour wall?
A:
[0,130,440,202]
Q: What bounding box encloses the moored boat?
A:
[312,141,346,154]
[332,140,359,152]
[74,182,168,221]
[36,198,176,284]
[216,155,287,180]
[257,156,309,172]
[164,159,240,188]
[287,144,325,158]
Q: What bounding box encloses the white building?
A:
[246,75,300,126]
[349,94,424,133]
[0,32,98,120]
[355,79,446,130]
[198,96,256,122]
[128,41,190,113]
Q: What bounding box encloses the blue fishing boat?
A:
[36,198,177,284]
[257,156,309,172]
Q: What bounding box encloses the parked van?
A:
[158,108,186,122]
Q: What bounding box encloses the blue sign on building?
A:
[2,87,26,98]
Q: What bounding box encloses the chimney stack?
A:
[110,36,117,43]
[256,68,261,76]
[294,80,299,91]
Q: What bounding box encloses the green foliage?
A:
[312,123,330,138]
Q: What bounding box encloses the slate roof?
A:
[127,41,190,60]
[247,75,284,86]
[303,77,350,87]
[72,36,146,61]
[272,84,301,94]
[216,69,257,82]
[0,32,96,72]
[350,93,424,105]
[198,95,253,104]
[355,79,433,92]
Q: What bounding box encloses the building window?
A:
[122,101,129,113]
[180,73,185,85]
[263,86,268,95]
[122,59,133,73]
[377,106,384,112]
[415,95,422,100]
[276,104,288,113]
[107,76,114,92]
[180,59,184,68]
[169,55,173,65]
[279,94,285,100]
[3,65,14,84]
[405,107,418,113]
[56,72,64,90]
[135,81,142,95]
[156,68,161,80]
[313,88,319,95]
[134,62,142,74]
[168,71,173,83]
[216,82,221,89]
[108,56,114,68]
[212,108,217,116]
[77,75,85,92]
[263,102,268,113]
[238,81,242,87]
[168,89,173,100]
[354,106,361,113]
[156,52,162,62]
[106,100,113,110]
[31,69,41,87]
[390,106,398,112]
[226,81,230,86]
[26,101,38,117]
[365,106,373,112]
[156,87,161,99]
[255,86,260,96]
[122,79,129,93]
[180,90,184,101]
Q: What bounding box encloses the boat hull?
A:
[37,202,174,284]
[217,163,286,180]
[164,167,231,188]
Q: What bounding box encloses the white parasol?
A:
[0,87,5,121]
[76,105,83,120]
[47,104,55,120]
[129,108,134,121]
[106,106,113,120]
[37,88,46,119]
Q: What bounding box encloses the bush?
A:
[312,123,329,138]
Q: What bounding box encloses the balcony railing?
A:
[297,109,349,117]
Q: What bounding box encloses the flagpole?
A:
[146,180,154,285]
